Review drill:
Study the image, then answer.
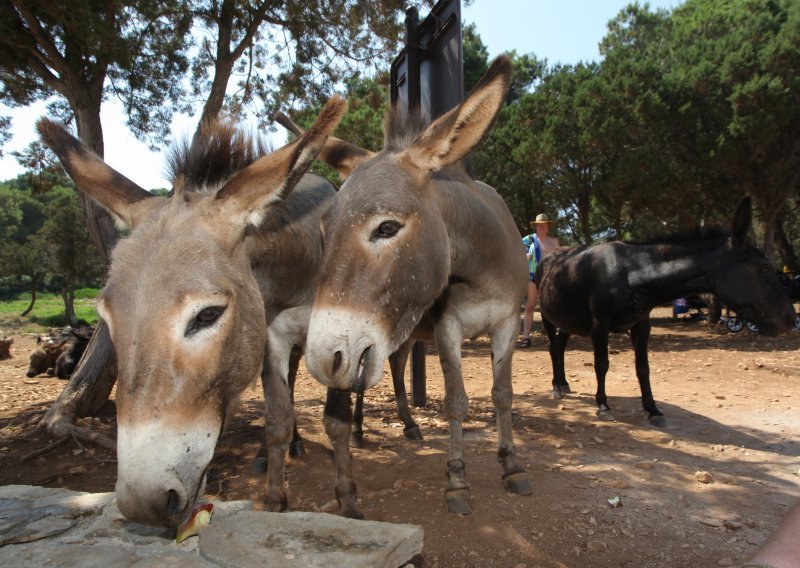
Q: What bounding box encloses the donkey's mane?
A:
[384,105,431,152]
[166,120,271,192]
[383,105,471,177]
[625,226,730,248]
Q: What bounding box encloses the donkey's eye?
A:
[371,220,402,241]
[186,306,225,336]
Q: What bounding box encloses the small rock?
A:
[718,557,734,566]
[695,471,714,484]
[635,461,654,470]
[593,437,604,444]
[724,520,743,530]
[587,541,607,552]
[611,480,630,489]
[607,496,622,508]
[320,499,339,513]
[700,518,724,528]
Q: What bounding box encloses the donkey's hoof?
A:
[597,408,616,421]
[340,504,365,520]
[349,432,365,449]
[251,456,268,474]
[403,425,424,441]
[445,489,473,515]
[289,440,306,458]
[265,494,288,513]
[648,415,667,428]
[551,389,564,400]
[502,472,533,496]
[561,384,572,395]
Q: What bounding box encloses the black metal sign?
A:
[391,0,463,406]
[391,0,464,119]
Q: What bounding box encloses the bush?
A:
[74,287,100,299]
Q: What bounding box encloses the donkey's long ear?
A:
[36,118,161,228]
[216,96,347,226]
[731,196,752,247]
[404,55,512,172]
[274,110,373,180]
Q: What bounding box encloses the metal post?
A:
[405,6,426,406]
[410,340,427,407]
[405,7,421,111]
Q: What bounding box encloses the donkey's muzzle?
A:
[115,475,191,528]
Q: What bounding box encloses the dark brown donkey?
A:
[304,56,533,515]
[38,98,346,528]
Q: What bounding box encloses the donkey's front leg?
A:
[262,350,293,512]
[323,388,363,519]
[435,320,472,515]
[261,307,310,511]
[491,316,533,497]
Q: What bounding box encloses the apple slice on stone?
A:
[176,502,214,543]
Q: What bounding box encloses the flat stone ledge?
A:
[199,511,423,568]
[0,486,423,567]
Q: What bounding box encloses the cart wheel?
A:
[726,317,744,332]
[746,321,759,333]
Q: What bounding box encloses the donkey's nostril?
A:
[332,351,343,375]
[166,489,181,518]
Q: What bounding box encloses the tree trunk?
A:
[20,286,37,317]
[74,106,120,262]
[62,287,77,327]
[40,320,117,449]
[42,105,119,445]
[774,212,799,272]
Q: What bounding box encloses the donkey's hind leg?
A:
[323,388,363,519]
[491,315,533,497]
[351,392,365,448]
[389,340,423,441]
[287,346,306,457]
[629,319,665,427]
[591,321,615,421]
[542,317,571,398]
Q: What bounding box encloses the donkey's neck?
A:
[627,240,727,303]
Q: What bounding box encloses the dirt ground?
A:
[1,307,799,567]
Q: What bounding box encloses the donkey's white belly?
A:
[449,297,517,340]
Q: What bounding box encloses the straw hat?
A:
[530,213,556,228]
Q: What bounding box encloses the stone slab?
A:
[0,486,423,567]
[199,511,423,568]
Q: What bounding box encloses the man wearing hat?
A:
[519,213,560,348]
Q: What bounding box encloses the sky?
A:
[0,0,683,190]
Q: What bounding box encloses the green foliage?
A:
[0,292,98,332]
[0,179,105,323]
[0,1,193,147]
[470,0,800,262]
[74,287,100,300]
